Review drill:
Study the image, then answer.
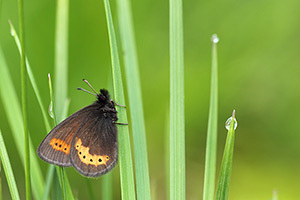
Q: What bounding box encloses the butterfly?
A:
[37,79,126,177]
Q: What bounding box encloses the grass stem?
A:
[17,0,31,198]
[169,0,185,198]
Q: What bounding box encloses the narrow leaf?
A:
[215,110,237,200]
[103,0,136,199]
[169,0,185,198]
[203,34,219,200]
[0,130,21,200]
[117,0,151,199]
[0,45,44,199]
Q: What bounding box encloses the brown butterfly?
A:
[37,79,126,177]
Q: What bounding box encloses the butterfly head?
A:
[97,89,111,105]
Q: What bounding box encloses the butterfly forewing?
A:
[70,108,118,177]
[37,104,99,167]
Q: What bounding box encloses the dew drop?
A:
[48,102,54,118]
[10,28,15,37]
[225,116,238,130]
[211,34,219,44]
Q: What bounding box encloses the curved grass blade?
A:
[117,0,151,199]
[215,110,237,200]
[103,0,136,199]
[17,0,31,197]
[0,130,21,200]
[169,0,185,198]
[0,45,44,199]
[9,21,51,133]
[203,34,219,200]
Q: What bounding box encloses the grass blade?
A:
[215,110,237,200]
[117,0,151,199]
[9,21,52,134]
[103,0,136,199]
[101,174,112,200]
[54,0,69,123]
[203,34,219,200]
[17,0,31,198]
[0,45,44,199]
[48,74,74,200]
[0,130,21,200]
[169,0,185,198]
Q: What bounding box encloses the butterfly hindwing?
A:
[70,108,118,177]
[37,104,99,167]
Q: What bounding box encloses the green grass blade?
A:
[215,110,237,200]
[117,0,151,199]
[86,179,95,200]
[169,0,185,198]
[48,74,74,200]
[17,0,31,198]
[0,45,44,199]
[203,34,219,200]
[0,130,21,200]
[54,0,69,123]
[103,0,136,199]
[101,174,112,200]
[9,21,51,133]
[42,166,55,200]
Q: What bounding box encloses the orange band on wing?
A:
[75,138,110,167]
[50,138,71,155]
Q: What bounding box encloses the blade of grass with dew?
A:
[169,0,185,198]
[17,0,31,198]
[215,110,237,200]
[0,45,44,199]
[48,73,74,200]
[0,130,21,200]
[203,34,219,200]
[54,0,69,123]
[9,21,51,132]
[117,0,151,199]
[103,0,136,199]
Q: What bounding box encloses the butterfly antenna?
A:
[82,79,99,95]
[77,88,97,97]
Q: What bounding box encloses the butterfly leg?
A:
[111,100,126,108]
[113,122,128,125]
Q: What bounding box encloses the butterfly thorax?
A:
[96,89,118,122]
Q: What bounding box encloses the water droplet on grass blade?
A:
[225,116,237,130]
[48,102,54,118]
[211,34,219,44]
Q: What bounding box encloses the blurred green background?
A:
[1,0,300,199]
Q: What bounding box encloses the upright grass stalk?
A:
[48,74,73,200]
[203,34,219,200]
[117,0,151,199]
[101,175,112,200]
[103,0,136,199]
[54,0,69,123]
[0,46,44,199]
[17,0,31,198]
[0,130,20,200]
[215,110,237,200]
[169,0,185,198]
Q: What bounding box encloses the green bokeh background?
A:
[1,0,300,199]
